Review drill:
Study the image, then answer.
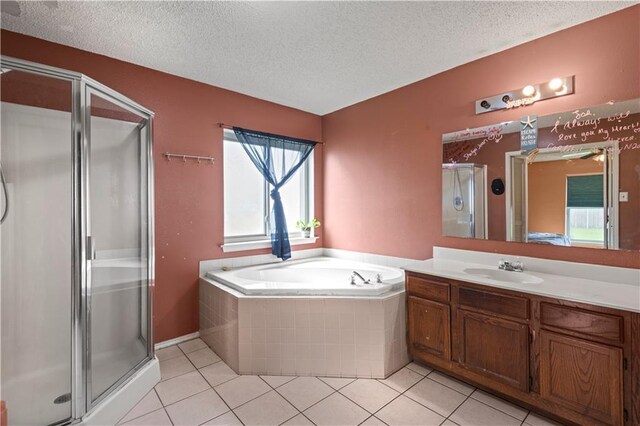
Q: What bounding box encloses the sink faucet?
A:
[498,259,524,272]
[351,271,370,285]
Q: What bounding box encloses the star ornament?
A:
[521,116,537,129]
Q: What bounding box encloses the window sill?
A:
[220,236,319,253]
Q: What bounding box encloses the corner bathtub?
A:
[205,257,405,296]
[200,256,409,378]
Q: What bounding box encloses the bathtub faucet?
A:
[351,271,370,285]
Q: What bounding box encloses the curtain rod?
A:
[217,122,324,145]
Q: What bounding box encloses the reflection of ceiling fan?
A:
[561,148,605,161]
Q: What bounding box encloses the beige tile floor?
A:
[119,338,565,426]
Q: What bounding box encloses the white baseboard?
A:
[154,331,200,350]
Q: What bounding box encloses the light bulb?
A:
[522,85,536,97]
[548,78,563,91]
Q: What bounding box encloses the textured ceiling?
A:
[1,1,635,115]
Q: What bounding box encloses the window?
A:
[566,174,605,244]
[223,129,313,243]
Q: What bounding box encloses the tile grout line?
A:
[333,377,428,423]
[423,367,532,424]
[254,375,308,426]
[358,415,389,426]
[317,376,355,390]
[382,373,461,421]
[196,409,243,426]
[157,352,223,383]
[442,391,472,425]
[155,387,175,426]
[194,369,240,425]
[272,382,335,420]
[419,365,536,424]
[217,375,295,424]
[163,388,211,410]
[118,406,166,426]
[375,375,416,394]
[178,341,243,426]
[298,411,318,426]
[426,369,475,395]
[468,389,532,423]
[367,372,459,424]
[116,390,160,425]
[364,392,404,423]
[159,344,537,426]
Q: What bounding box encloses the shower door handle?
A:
[87,236,96,260]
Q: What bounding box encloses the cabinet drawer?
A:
[407,275,450,303]
[540,303,623,344]
[458,287,529,320]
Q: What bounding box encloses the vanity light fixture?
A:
[475,75,574,114]
[548,77,564,91]
[522,85,536,97]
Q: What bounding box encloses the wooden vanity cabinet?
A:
[408,296,450,360]
[405,272,639,426]
[539,330,623,425]
[457,309,529,391]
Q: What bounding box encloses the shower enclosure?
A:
[442,163,487,239]
[0,57,155,425]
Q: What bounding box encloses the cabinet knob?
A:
[424,309,428,313]
[425,336,430,340]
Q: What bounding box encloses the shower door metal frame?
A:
[82,81,155,410]
[0,55,155,424]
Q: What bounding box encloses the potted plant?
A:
[296,218,320,238]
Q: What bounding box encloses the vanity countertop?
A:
[403,257,640,313]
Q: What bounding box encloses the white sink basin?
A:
[463,268,543,284]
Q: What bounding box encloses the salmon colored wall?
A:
[528,160,603,235]
[323,6,640,268]
[0,30,324,343]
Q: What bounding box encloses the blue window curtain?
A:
[233,127,317,260]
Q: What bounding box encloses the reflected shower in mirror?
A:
[442,164,487,239]
[442,98,640,251]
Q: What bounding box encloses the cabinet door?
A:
[540,331,623,425]
[408,296,450,360]
[457,310,529,391]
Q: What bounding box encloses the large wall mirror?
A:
[442,98,640,251]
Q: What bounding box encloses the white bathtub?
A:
[205,257,405,296]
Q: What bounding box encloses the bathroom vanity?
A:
[404,249,640,426]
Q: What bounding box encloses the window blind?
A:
[566,174,604,208]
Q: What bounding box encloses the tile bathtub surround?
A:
[200,279,240,372]
[120,339,565,426]
[199,284,409,378]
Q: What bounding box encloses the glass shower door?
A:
[0,69,73,425]
[86,88,151,405]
